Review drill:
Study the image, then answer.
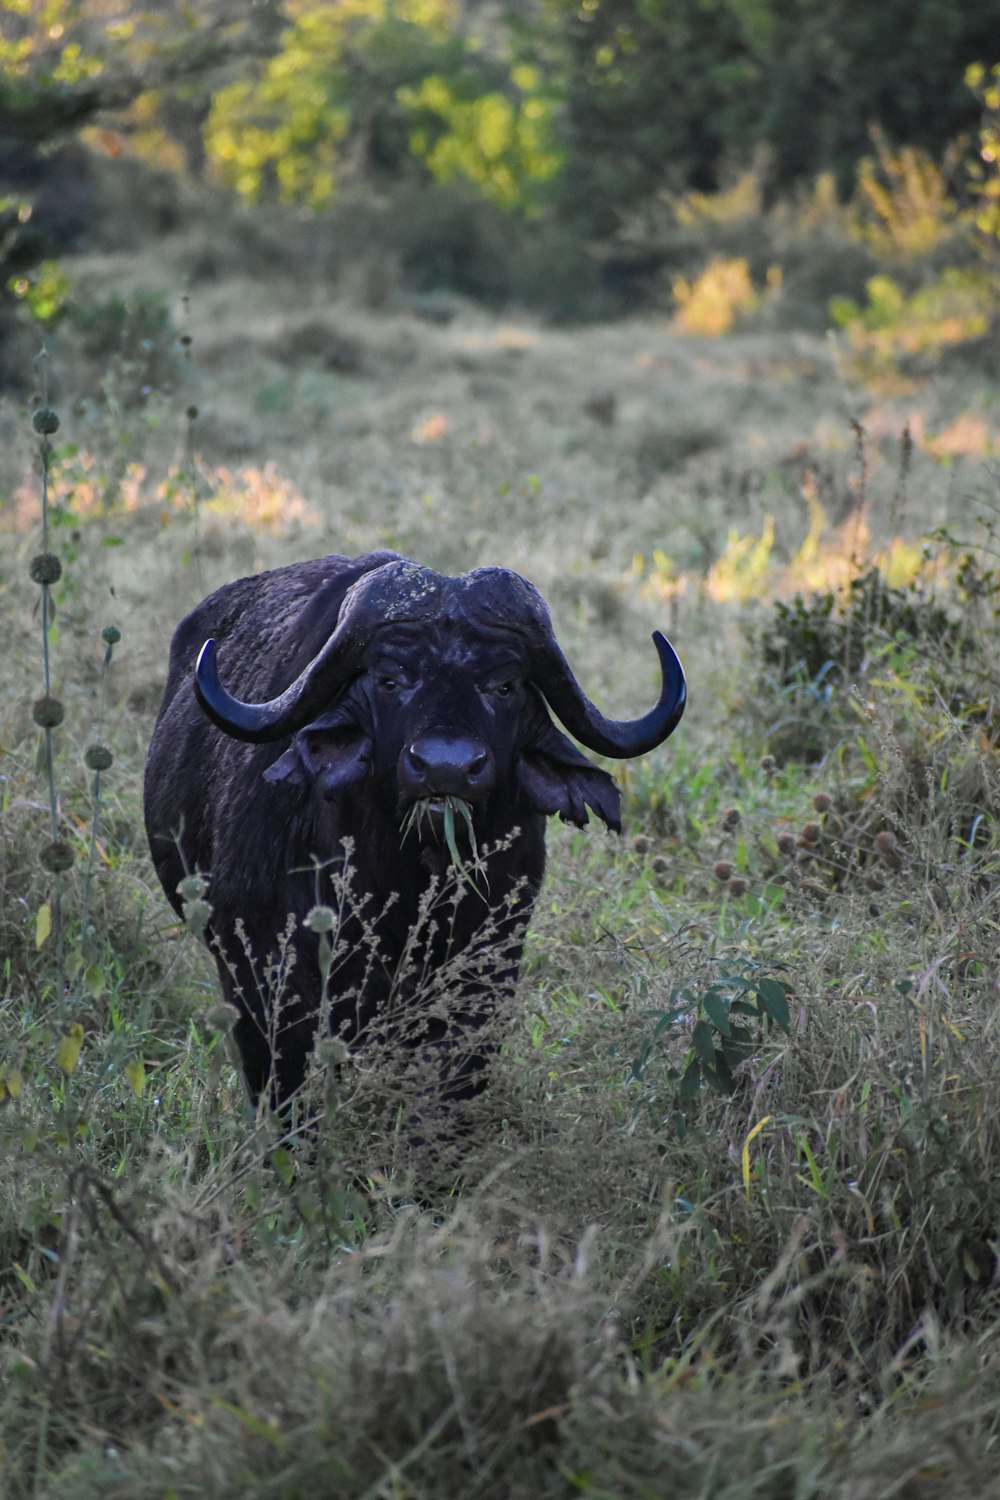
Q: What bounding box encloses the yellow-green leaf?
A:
[124,1058,145,1097]
[57,1023,85,1075]
[5,1068,23,1099]
[85,964,106,999]
[13,1263,37,1294]
[35,901,52,948]
[742,1114,771,1196]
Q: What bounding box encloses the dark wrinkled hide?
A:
[144,551,684,1111]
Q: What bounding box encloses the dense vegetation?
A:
[2,3,1000,1496]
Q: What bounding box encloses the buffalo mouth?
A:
[400,793,475,846]
[400,794,490,896]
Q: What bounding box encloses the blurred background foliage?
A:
[1,0,999,334]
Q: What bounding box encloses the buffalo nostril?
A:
[406,737,494,789]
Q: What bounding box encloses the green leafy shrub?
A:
[627,958,793,1137]
[762,565,970,691]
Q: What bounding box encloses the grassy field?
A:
[1,209,1000,1497]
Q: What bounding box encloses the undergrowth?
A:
[2,283,1000,1500]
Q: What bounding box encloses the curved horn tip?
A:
[193,637,266,742]
[194,638,222,707]
[652,629,687,729]
[196,638,217,677]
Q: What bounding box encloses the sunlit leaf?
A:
[35,901,52,948]
[57,1023,85,1074]
[124,1059,145,1097]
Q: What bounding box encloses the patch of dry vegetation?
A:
[1,211,1000,1496]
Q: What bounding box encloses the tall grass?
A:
[1,240,999,1498]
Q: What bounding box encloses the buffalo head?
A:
[194,559,685,836]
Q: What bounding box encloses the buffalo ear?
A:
[518,722,621,832]
[264,723,372,798]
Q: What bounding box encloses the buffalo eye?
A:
[372,663,411,693]
[489,678,521,700]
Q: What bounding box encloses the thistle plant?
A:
[79,624,122,945]
[29,348,71,995]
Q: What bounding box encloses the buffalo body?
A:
[144,551,685,1108]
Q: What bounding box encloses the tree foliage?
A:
[2,0,999,321]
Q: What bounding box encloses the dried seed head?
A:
[186,405,199,421]
[316,1035,351,1067]
[84,744,113,772]
[776,832,797,856]
[801,822,821,845]
[29,552,62,585]
[650,855,670,874]
[631,834,652,855]
[40,839,74,873]
[101,624,122,645]
[720,807,741,831]
[812,792,833,813]
[32,695,64,728]
[760,754,777,774]
[204,1001,235,1034]
[873,829,897,854]
[32,407,60,436]
[177,874,208,903]
[304,904,336,933]
[727,875,749,897]
[713,860,734,882]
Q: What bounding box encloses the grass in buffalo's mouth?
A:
[400,794,489,898]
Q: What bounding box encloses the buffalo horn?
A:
[194,558,440,743]
[530,629,686,758]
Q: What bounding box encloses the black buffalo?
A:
[144,552,685,1110]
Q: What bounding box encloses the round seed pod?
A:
[177,874,208,903]
[631,834,652,855]
[720,807,741,831]
[186,405,199,421]
[315,1035,351,1067]
[84,744,113,771]
[40,839,74,873]
[812,792,833,813]
[727,875,749,897]
[29,552,62,585]
[32,407,60,435]
[32,695,64,728]
[713,859,734,882]
[801,822,821,845]
[204,1001,235,1034]
[101,624,122,645]
[651,854,670,874]
[874,829,901,868]
[759,754,777,775]
[776,832,797,856]
[305,904,336,933]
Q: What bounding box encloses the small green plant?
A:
[761,565,969,691]
[627,958,793,1137]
